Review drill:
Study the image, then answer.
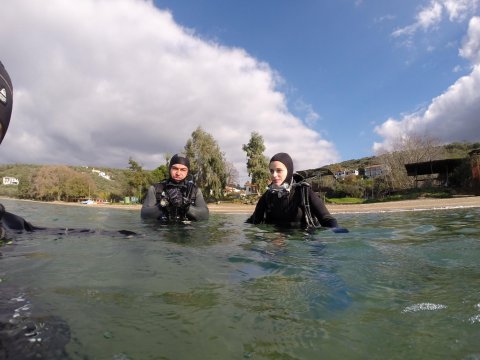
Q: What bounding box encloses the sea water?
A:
[1,198,480,359]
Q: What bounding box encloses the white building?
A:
[334,169,359,179]
[364,165,384,178]
[92,168,111,180]
[244,182,260,195]
[3,176,19,185]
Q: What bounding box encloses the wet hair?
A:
[169,154,190,171]
[0,61,13,144]
[269,152,294,185]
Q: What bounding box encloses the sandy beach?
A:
[3,196,479,214]
[207,196,480,214]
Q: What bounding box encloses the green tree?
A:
[31,165,74,201]
[184,127,227,200]
[151,164,168,183]
[333,174,365,198]
[64,172,96,201]
[16,174,33,199]
[127,158,151,201]
[242,132,270,193]
[30,165,95,201]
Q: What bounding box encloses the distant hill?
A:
[0,163,132,198]
[324,156,379,171]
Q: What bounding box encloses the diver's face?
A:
[269,161,288,186]
[170,164,188,182]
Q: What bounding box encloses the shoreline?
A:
[208,196,480,214]
[2,196,479,214]
[324,196,480,214]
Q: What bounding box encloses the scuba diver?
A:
[0,61,136,239]
[141,153,209,223]
[1,60,15,240]
[246,152,348,233]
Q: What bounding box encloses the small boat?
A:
[81,199,96,205]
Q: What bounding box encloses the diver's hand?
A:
[166,187,184,207]
[165,190,191,211]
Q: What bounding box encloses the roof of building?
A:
[296,167,334,179]
[404,158,464,176]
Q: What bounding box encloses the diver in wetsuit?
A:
[0,60,16,239]
[247,152,347,232]
[141,154,209,222]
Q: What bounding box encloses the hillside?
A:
[321,141,479,172]
[0,163,132,198]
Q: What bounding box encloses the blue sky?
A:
[1,0,480,183]
[154,0,477,157]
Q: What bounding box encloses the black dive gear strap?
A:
[290,173,320,230]
[297,181,320,230]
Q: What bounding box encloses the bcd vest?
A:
[265,179,320,229]
[153,180,197,222]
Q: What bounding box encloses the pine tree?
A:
[242,132,270,193]
[184,127,227,200]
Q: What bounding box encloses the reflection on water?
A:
[1,199,480,359]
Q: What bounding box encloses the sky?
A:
[1,0,480,184]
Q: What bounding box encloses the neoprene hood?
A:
[169,154,190,171]
[0,61,13,145]
[270,152,294,185]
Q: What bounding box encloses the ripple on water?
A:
[468,314,480,324]
[401,302,448,313]
[412,224,438,234]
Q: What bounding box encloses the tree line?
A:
[2,128,477,203]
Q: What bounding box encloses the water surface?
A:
[1,199,480,359]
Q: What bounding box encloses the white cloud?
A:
[417,1,444,29]
[459,16,480,63]
[444,0,479,21]
[374,16,480,153]
[0,0,339,183]
[392,0,478,38]
[392,1,443,37]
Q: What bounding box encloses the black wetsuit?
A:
[247,182,338,228]
[141,179,209,222]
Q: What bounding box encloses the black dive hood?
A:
[0,61,13,145]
